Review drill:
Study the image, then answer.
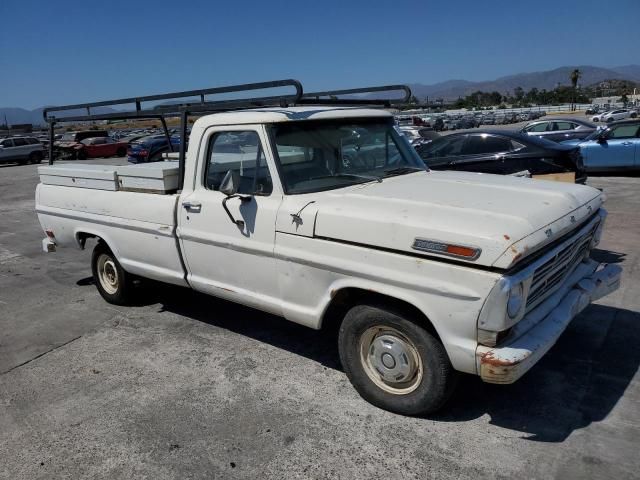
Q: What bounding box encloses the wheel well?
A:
[322,287,441,341]
[75,232,109,251]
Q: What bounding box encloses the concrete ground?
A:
[0,159,638,479]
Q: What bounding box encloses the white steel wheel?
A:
[96,253,119,295]
[359,325,424,395]
[91,242,134,306]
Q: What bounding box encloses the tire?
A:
[77,149,87,160]
[338,304,457,416]
[116,147,126,157]
[28,152,42,164]
[91,242,133,305]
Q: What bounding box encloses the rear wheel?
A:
[338,304,457,415]
[28,151,43,164]
[91,242,134,305]
[116,147,126,157]
[77,149,87,160]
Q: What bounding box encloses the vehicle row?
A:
[396,110,546,131]
[413,119,640,178]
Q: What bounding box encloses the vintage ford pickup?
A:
[35,82,622,414]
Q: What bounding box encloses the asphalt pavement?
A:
[0,158,638,479]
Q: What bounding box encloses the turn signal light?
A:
[446,245,478,258]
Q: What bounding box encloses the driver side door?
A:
[585,124,638,171]
[178,125,284,313]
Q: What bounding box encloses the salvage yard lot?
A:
[1,161,639,479]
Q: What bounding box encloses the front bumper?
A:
[477,260,621,384]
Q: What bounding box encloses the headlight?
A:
[507,283,524,319]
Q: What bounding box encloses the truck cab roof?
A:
[193,106,392,128]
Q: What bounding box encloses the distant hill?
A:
[407,65,640,100]
[0,106,118,127]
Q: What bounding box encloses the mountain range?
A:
[406,65,640,101]
[2,64,639,126]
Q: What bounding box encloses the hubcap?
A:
[97,254,119,295]
[359,326,423,395]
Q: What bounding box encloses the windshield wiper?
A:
[309,173,383,183]
[383,166,425,177]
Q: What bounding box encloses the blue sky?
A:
[1,0,638,109]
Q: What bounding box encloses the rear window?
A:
[12,138,28,146]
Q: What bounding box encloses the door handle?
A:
[182,201,202,211]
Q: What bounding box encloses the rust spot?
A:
[218,286,235,293]
[481,352,518,367]
[503,234,511,240]
[510,246,518,254]
[512,252,523,262]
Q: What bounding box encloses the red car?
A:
[74,137,128,159]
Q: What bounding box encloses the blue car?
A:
[562,120,640,172]
[127,135,181,163]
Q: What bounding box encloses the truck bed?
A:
[36,182,188,287]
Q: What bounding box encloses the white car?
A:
[0,136,45,165]
[36,104,621,415]
[600,109,636,123]
[591,111,612,122]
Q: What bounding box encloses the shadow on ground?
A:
[76,260,640,443]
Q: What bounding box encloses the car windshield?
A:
[271,118,426,194]
[61,133,76,141]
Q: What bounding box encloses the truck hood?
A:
[309,170,603,269]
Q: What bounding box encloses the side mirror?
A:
[220,170,240,196]
[597,133,607,143]
[219,169,250,229]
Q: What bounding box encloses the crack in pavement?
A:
[0,335,82,376]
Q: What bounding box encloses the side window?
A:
[205,131,273,195]
[607,125,640,139]
[1,139,14,148]
[463,135,511,155]
[13,138,28,147]
[553,122,574,131]
[526,122,548,133]
[423,136,466,159]
[26,138,39,144]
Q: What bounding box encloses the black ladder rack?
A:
[44,79,412,189]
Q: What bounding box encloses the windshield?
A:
[271,119,426,194]
[61,133,76,141]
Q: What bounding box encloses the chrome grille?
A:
[526,221,599,310]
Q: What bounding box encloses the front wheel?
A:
[91,242,134,305]
[338,304,457,415]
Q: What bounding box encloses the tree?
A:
[409,95,419,104]
[620,92,629,106]
[570,68,582,111]
[514,86,525,103]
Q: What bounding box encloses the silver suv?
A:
[0,136,45,165]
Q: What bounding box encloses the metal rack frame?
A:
[43,79,412,189]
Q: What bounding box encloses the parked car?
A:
[399,126,440,146]
[600,109,636,123]
[520,118,597,143]
[561,120,640,172]
[127,135,181,163]
[416,130,586,183]
[55,130,109,159]
[585,105,600,115]
[75,137,128,159]
[0,136,45,165]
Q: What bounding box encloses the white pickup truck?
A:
[36,106,621,414]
